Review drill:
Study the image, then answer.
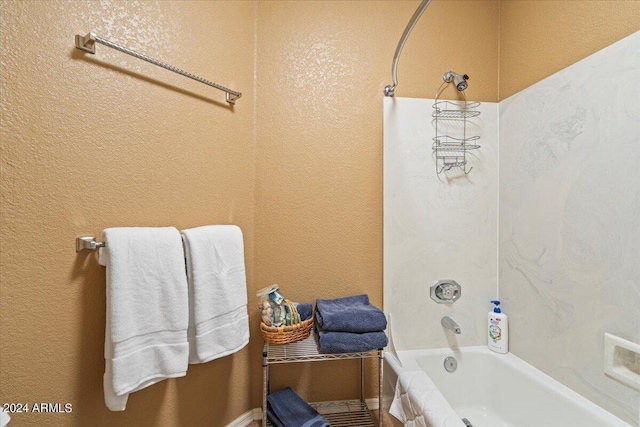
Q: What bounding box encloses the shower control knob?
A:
[463,74,469,80]
[430,280,462,304]
[441,286,455,299]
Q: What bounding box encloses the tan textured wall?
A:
[3,0,637,425]
[253,0,499,404]
[499,0,640,99]
[0,1,256,426]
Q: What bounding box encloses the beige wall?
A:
[0,1,256,426]
[253,0,499,404]
[1,0,639,425]
[499,0,640,99]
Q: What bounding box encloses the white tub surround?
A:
[499,31,640,424]
[383,97,499,352]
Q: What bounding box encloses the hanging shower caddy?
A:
[432,79,481,174]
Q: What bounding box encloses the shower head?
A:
[443,70,469,91]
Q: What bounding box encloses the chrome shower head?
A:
[443,70,469,91]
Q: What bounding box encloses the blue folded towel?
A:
[316,294,387,333]
[317,325,388,354]
[267,387,329,427]
[296,302,313,321]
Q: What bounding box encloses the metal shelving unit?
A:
[262,330,384,427]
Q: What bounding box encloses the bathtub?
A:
[384,346,632,427]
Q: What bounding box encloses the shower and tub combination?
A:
[385,286,633,426]
[383,1,640,426]
[383,283,633,426]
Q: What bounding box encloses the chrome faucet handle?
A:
[430,280,462,304]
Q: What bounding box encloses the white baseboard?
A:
[225,409,255,427]
[252,408,263,420]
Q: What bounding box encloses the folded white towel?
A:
[181,225,249,364]
[99,227,189,411]
[389,371,466,427]
[0,408,10,427]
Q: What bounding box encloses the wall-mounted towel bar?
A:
[76,236,105,252]
[75,32,242,104]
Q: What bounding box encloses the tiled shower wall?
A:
[499,32,640,424]
[384,31,639,425]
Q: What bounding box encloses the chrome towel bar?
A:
[75,32,242,104]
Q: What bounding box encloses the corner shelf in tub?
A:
[262,330,383,427]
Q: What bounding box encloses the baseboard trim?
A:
[225,409,255,427]
[252,408,263,420]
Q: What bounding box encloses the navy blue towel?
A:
[267,387,329,427]
[317,326,388,354]
[316,294,387,333]
[296,302,313,321]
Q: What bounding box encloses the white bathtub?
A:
[384,347,632,427]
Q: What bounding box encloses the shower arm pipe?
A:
[384,0,433,97]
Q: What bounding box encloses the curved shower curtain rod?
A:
[384,0,433,97]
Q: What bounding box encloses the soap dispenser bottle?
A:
[488,300,508,354]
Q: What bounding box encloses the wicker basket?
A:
[260,317,315,345]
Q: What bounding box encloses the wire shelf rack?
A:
[432,86,481,175]
[262,329,383,427]
[264,330,381,364]
[266,400,376,427]
[432,100,481,119]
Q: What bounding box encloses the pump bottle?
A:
[488,300,508,354]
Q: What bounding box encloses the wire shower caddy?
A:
[432,82,481,174]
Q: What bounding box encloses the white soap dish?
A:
[604,333,640,392]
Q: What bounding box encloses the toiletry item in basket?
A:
[257,285,286,327]
[488,300,508,354]
[259,301,274,326]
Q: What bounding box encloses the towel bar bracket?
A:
[76,236,105,252]
[226,92,241,104]
[75,32,96,54]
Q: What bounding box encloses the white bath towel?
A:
[99,227,189,411]
[0,408,10,427]
[389,371,466,427]
[181,225,249,364]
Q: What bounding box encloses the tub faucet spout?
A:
[442,316,461,334]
